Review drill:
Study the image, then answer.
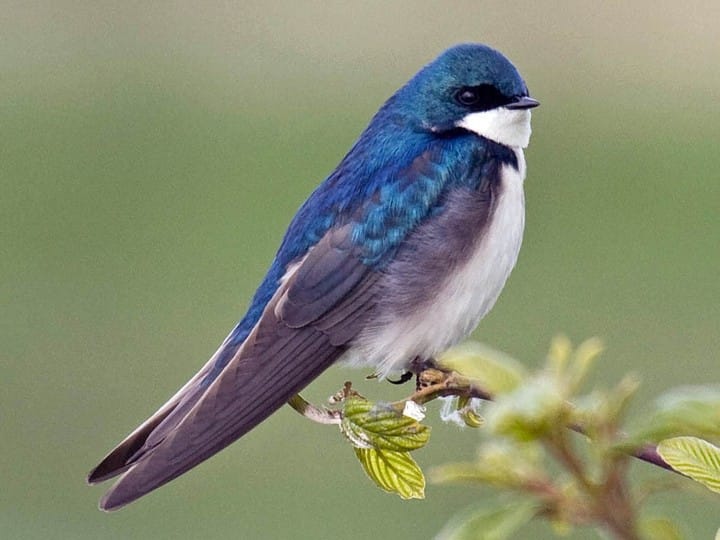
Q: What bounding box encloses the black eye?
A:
[454,84,511,111]
[456,88,481,106]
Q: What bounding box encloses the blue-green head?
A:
[383,43,539,147]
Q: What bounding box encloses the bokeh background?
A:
[3,2,719,539]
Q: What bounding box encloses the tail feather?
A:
[87,406,176,484]
[98,318,343,511]
[87,340,237,484]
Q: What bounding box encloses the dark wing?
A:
[86,343,236,484]
[92,224,379,510]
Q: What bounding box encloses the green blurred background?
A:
[2,2,718,538]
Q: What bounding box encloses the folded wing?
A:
[91,224,378,510]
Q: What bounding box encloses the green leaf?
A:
[430,440,542,489]
[430,461,525,489]
[341,396,430,451]
[440,396,485,428]
[487,375,567,441]
[458,403,484,428]
[435,500,537,540]
[354,448,425,499]
[571,375,640,442]
[565,337,604,394]
[657,436,720,494]
[638,517,683,540]
[546,334,572,373]
[605,373,641,423]
[437,341,527,395]
[625,385,720,445]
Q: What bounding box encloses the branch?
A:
[287,368,676,475]
[287,394,341,425]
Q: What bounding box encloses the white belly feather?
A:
[346,149,526,376]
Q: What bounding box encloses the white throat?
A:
[456,108,532,148]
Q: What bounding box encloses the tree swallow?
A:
[88,43,539,510]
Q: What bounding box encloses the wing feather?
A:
[96,225,378,510]
[90,142,465,509]
[87,345,232,484]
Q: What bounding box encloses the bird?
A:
[88,42,539,511]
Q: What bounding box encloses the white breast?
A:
[347,149,527,377]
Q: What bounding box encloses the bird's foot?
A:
[387,371,414,385]
[415,366,448,391]
[386,357,444,391]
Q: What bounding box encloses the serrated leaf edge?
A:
[657,436,720,494]
[354,448,425,500]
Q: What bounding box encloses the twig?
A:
[287,369,675,475]
[287,394,342,425]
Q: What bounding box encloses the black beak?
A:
[506,96,540,110]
